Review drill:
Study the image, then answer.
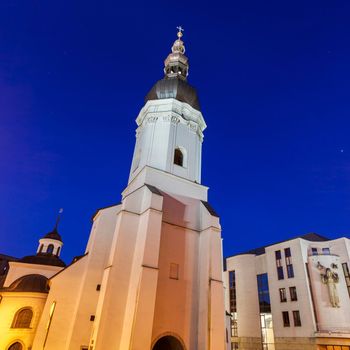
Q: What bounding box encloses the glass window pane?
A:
[277,266,284,280]
[287,264,294,278]
[322,247,330,255]
[285,248,291,257]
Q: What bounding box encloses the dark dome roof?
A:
[19,254,66,267]
[43,227,62,242]
[6,274,49,293]
[145,78,200,111]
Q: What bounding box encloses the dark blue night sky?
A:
[1,0,350,263]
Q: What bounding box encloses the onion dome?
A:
[145,26,201,111]
[2,274,49,293]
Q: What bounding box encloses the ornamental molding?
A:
[137,98,206,131]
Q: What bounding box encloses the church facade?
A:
[15,29,226,350]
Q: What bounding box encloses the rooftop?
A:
[226,232,330,258]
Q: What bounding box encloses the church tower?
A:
[129,28,205,184]
[32,29,226,350]
[91,28,226,350]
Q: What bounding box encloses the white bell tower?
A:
[129,28,206,184]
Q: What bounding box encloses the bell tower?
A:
[89,28,226,350]
[129,29,206,184]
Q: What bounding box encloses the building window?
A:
[47,244,54,254]
[287,264,294,278]
[229,271,238,337]
[12,308,33,328]
[260,313,275,350]
[290,286,297,301]
[43,301,56,348]
[257,273,271,313]
[39,244,44,253]
[279,288,287,302]
[56,246,61,256]
[284,248,292,266]
[318,346,350,350]
[282,311,290,327]
[284,248,294,278]
[275,250,284,280]
[90,315,95,321]
[322,247,330,255]
[311,247,318,255]
[277,266,284,280]
[8,342,23,350]
[96,284,101,291]
[285,247,291,258]
[292,310,301,326]
[231,343,239,350]
[229,270,238,337]
[342,263,350,297]
[169,263,179,280]
[231,313,238,337]
[174,148,184,166]
[229,271,237,313]
[275,250,282,260]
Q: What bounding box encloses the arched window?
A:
[174,148,184,167]
[47,244,54,254]
[12,308,33,328]
[38,244,43,253]
[8,342,22,350]
[56,246,61,256]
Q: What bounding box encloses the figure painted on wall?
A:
[321,268,340,308]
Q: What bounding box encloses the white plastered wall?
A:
[129,99,205,184]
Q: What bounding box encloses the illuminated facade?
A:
[30,29,227,350]
[224,233,350,350]
[0,224,65,350]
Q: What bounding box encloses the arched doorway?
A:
[152,335,184,350]
[8,342,23,350]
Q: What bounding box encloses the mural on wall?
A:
[318,264,340,308]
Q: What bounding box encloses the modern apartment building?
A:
[224,233,350,350]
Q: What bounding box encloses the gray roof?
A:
[43,227,62,242]
[19,253,66,267]
[227,232,330,258]
[1,274,49,293]
[145,77,201,111]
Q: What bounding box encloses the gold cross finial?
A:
[176,26,184,39]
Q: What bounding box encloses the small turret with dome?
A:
[19,210,65,267]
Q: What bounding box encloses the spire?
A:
[164,26,189,81]
[43,209,63,242]
[54,208,63,230]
